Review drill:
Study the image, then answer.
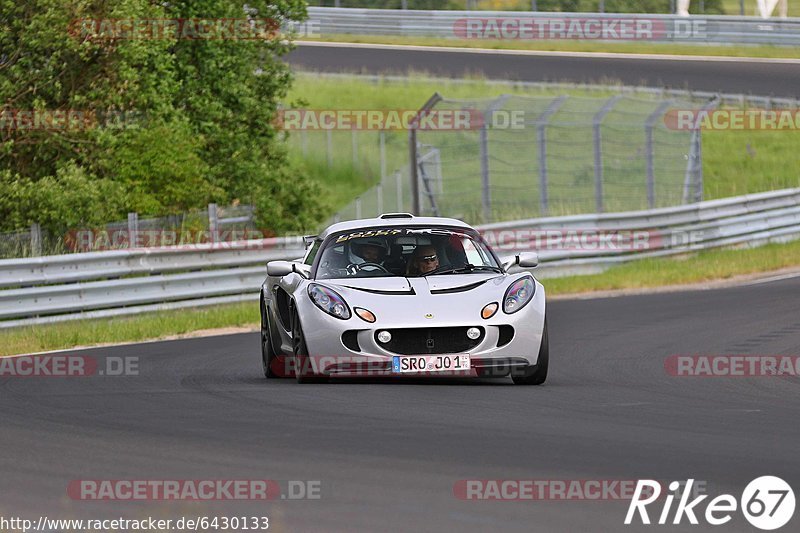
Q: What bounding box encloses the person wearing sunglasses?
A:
[407,245,440,276]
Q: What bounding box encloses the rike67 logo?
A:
[625,477,795,530]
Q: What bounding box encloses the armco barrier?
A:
[305,7,800,47]
[1,188,799,327]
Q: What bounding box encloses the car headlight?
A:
[503,277,535,314]
[308,283,351,320]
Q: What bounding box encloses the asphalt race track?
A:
[2,274,799,532]
[288,42,800,98]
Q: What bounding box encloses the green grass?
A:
[304,34,800,59]
[4,240,800,356]
[545,239,800,294]
[0,302,259,357]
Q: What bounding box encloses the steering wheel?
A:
[346,262,390,275]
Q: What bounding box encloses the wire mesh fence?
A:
[0,204,261,259]
[412,93,706,224]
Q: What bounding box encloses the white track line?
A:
[297,40,800,64]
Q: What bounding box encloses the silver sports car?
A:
[259,214,547,384]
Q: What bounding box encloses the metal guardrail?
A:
[1,188,799,327]
[306,7,800,46]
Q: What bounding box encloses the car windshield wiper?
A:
[428,264,503,276]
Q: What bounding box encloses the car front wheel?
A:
[292,307,328,384]
[512,318,549,385]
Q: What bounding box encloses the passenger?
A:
[406,245,440,276]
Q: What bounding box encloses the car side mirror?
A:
[267,261,311,278]
[267,261,294,277]
[518,252,539,268]
[501,252,539,271]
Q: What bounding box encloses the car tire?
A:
[292,307,328,384]
[512,318,549,385]
[260,299,280,379]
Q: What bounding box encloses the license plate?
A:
[391,354,471,374]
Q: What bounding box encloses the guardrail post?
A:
[30,223,41,257]
[377,183,384,215]
[530,0,537,11]
[208,203,218,243]
[355,197,362,219]
[598,0,605,13]
[127,212,138,249]
[593,95,622,214]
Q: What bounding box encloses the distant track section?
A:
[288,42,800,98]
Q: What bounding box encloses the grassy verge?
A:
[545,239,800,294]
[303,35,800,60]
[3,239,800,356]
[0,302,259,357]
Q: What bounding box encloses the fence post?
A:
[409,125,420,215]
[683,98,718,204]
[30,223,41,257]
[380,131,387,181]
[326,129,333,168]
[536,96,568,217]
[409,93,442,216]
[396,170,403,212]
[479,123,491,223]
[127,212,138,249]
[351,129,358,167]
[355,197,362,219]
[377,183,384,215]
[208,203,218,243]
[593,95,622,214]
[645,101,674,209]
[598,0,605,13]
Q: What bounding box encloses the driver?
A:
[352,238,387,265]
[406,245,440,276]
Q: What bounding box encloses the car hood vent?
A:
[337,278,415,295]
[429,277,496,294]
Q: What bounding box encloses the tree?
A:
[0,0,324,234]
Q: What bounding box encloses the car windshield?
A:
[314,226,501,279]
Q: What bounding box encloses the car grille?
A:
[376,326,484,355]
